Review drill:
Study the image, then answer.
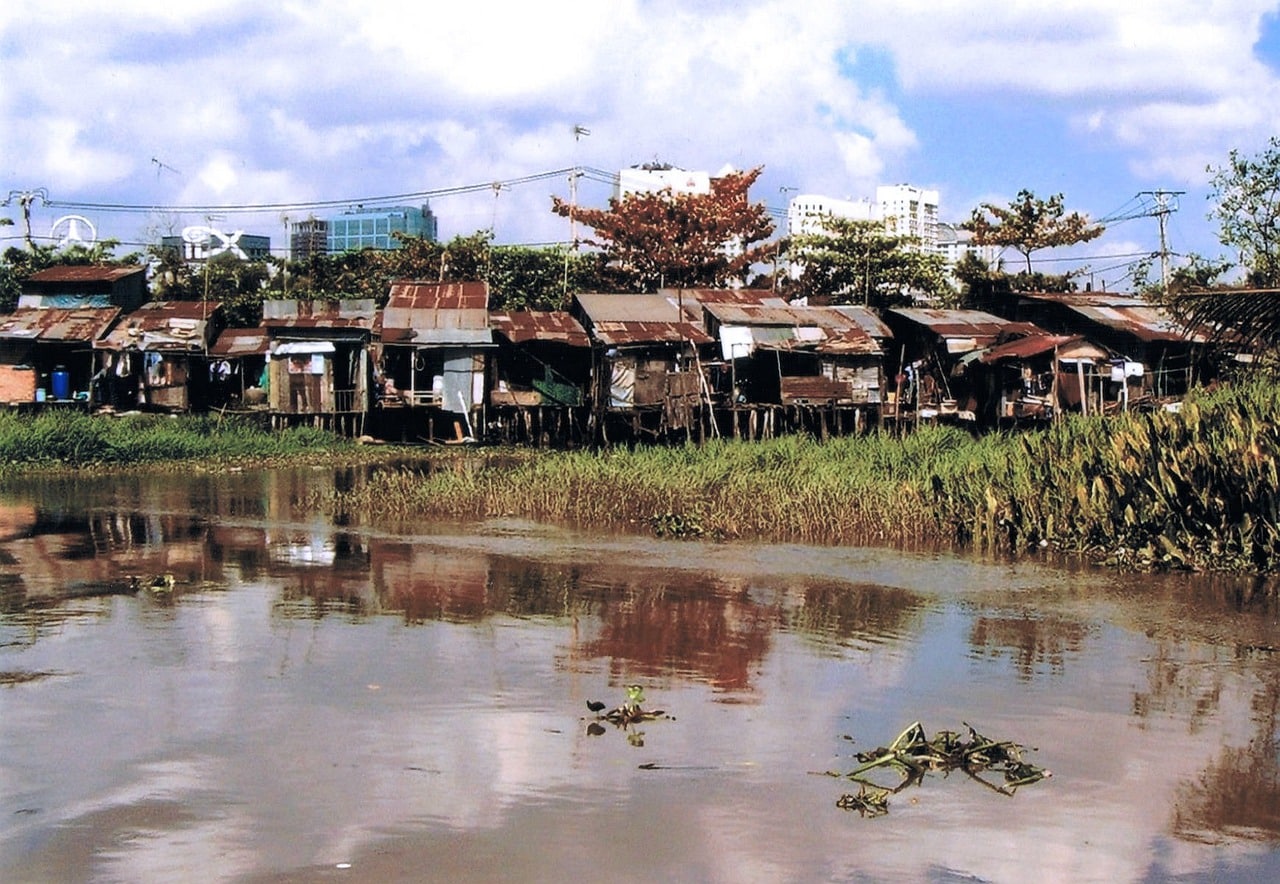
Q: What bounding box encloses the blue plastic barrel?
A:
[51,366,70,400]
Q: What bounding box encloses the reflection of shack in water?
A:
[578,575,780,692]
[788,582,928,648]
[968,613,1091,679]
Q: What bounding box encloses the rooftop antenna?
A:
[151,157,181,178]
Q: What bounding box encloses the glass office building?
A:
[323,204,438,254]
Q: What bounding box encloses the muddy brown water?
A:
[2,466,1280,883]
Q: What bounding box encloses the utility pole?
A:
[3,189,49,250]
[1140,190,1183,295]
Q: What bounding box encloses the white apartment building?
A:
[876,184,939,246]
[936,222,1001,270]
[786,193,877,239]
[615,164,713,199]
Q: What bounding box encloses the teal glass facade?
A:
[325,204,438,253]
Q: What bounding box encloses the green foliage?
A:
[962,190,1103,274]
[0,412,350,472]
[1208,136,1280,287]
[791,218,954,307]
[335,373,1280,574]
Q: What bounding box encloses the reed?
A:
[336,372,1280,573]
[0,411,352,472]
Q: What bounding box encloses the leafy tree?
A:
[1208,137,1280,287]
[1130,253,1232,298]
[791,218,954,308]
[962,190,1103,274]
[551,166,776,292]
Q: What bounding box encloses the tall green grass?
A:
[0,411,351,472]
[339,372,1280,572]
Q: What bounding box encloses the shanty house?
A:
[572,292,714,439]
[377,281,493,441]
[261,299,376,430]
[207,328,270,409]
[882,308,1047,420]
[93,300,224,412]
[489,311,590,406]
[0,306,121,405]
[1008,292,1214,400]
[694,300,887,406]
[21,265,148,312]
[971,333,1112,424]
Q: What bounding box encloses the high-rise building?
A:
[293,204,438,258]
[876,184,939,248]
[289,218,329,261]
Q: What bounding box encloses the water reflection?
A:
[5,466,1280,882]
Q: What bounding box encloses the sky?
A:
[4,0,1280,290]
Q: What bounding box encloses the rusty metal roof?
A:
[0,306,121,343]
[575,292,702,324]
[25,265,145,284]
[826,305,894,339]
[1019,292,1206,343]
[590,320,714,346]
[665,288,789,307]
[262,299,377,331]
[575,293,712,345]
[888,308,1013,338]
[979,334,1082,363]
[96,300,222,351]
[209,328,270,358]
[381,281,490,345]
[490,311,589,347]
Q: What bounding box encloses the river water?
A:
[2,465,1279,883]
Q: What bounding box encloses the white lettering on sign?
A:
[182,225,248,260]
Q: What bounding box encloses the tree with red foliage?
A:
[552,166,776,292]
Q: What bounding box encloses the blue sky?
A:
[4,1,1280,289]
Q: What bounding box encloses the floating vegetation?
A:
[585,684,670,745]
[1,670,65,686]
[831,721,1050,816]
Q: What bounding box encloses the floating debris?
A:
[1,670,65,686]
[585,684,669,736]
[831,721,1050,816]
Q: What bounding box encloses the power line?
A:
[42,168,581,216]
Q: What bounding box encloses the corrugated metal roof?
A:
[1019,292,1206,343]
[209,328,270,358]
[574,292,702,324]
[490,311,589,347]
[0,307,121,342]
[979,334,1082,363]
[262,299,377,330]
[827,305,894,339]
[590,320,714,346]
[25,266,145,284]
[666,288,789,307]
[96,300,222,351]
[888,308,1013,338]
[381,281,490,344]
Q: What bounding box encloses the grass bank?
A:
[0,410,359,474]
[337,373,1280,573]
